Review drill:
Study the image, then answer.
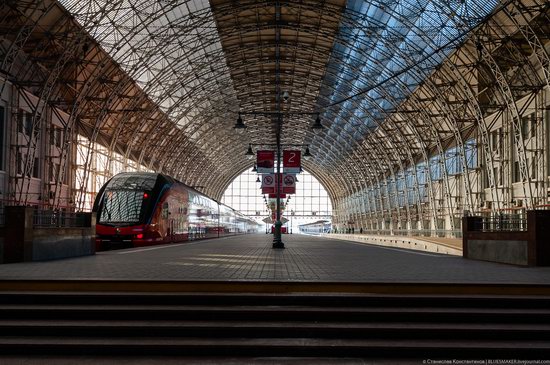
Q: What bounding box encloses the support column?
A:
[273,114,285,249]
[4,206,34,263]
[528,210,550,266]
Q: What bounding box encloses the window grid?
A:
[221,168,332,229]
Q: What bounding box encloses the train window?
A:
[99,190,144,224]
[162,202,169,219]
[107,173,157,191]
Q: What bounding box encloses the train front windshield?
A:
[99,190,145,224]
[97,174,158,225]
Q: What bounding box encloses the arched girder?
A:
[3,0,548,228]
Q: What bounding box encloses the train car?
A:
[93,172,256,251]
[298,220,332,235]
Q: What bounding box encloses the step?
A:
[1,292,549,308]
[1,320,549,340]
[0,337,548,357]
[0,304,548,324]
[3,319,550,330]
[3,303,550,313]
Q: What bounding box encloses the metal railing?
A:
[331,229,462,239]
[390,229,462,239]
[472,215,527,232]
[33,210,89,228]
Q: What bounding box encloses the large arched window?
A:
[222,168,332,232]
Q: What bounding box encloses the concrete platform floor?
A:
[0,234,549,284]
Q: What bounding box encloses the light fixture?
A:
[256,176,261,183]
[245,144,255,159]
[252,164,257,172]
[234,113,247,133]
[282,90,290,102]
[312,115,324,133]
[303,146,312,160]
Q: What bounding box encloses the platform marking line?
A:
[104,237,234,255]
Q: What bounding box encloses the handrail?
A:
[33,210,89,228]
[331,229,462,239]
[471,216,527,232]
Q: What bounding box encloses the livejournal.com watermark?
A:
[423,360,550,364]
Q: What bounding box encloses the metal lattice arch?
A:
[0,0,549,234]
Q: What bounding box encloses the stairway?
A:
[0,291,549,358]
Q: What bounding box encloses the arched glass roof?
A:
[5,0,540,205]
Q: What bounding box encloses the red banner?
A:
[263,173,295,195]
[283,150,301,174]
[261,174,275,194]
[257,150,275,173]
[282,174,296,194]
[269,193,287,199]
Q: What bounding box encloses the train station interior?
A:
[1,0,550,362]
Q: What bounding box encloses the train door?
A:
[169,219,175,242]
[161,202,173,242]
[165,201,178,242]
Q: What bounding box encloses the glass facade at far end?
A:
[221,168,332,232]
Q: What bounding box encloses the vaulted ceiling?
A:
[1,0,548,204]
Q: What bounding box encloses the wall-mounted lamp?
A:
[252,164,257,172]
[312,115,324,134]
[245,144,255,159]
[234,113,247,134]
[282,90,290,102]
[256,176,261,183]
[303,146,312,160]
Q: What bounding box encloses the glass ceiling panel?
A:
[317,0,499,146]
[58,0,235,130]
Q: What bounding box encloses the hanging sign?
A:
[269,193,287,199]
[264,173,295,195]
[283,150,301,173]
[282,174,296,194]
[261,174,275,194]
[257,150,275,173]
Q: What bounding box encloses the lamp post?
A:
[272,113,285,248]
[290,209,294,234]
[234,111,323,249]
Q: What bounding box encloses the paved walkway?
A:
[0,234,549,284]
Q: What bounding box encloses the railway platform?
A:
[0,233,549,291]
[1,234,550,363]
